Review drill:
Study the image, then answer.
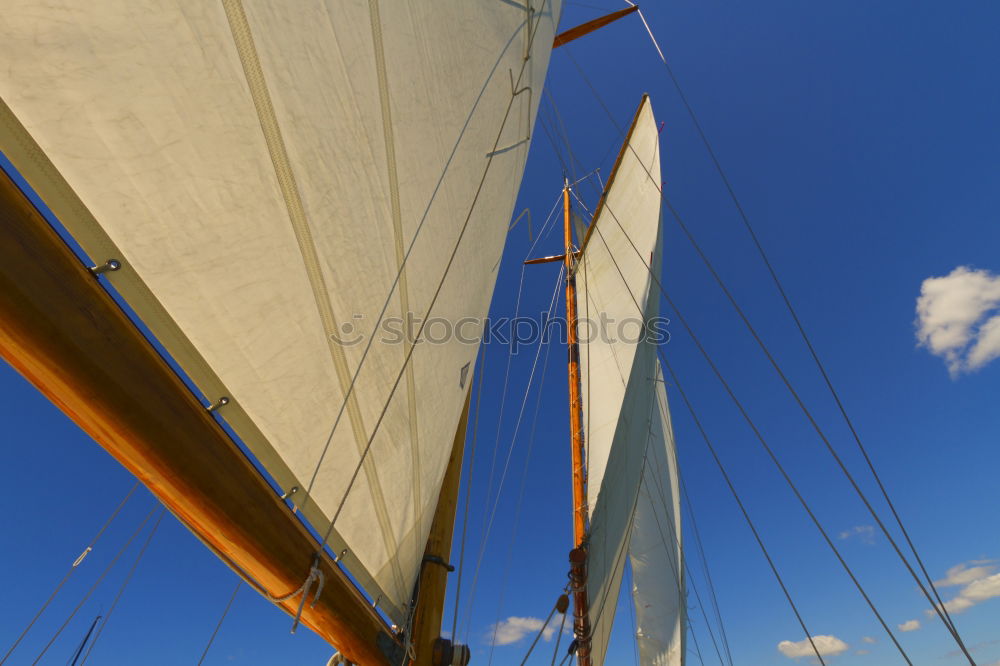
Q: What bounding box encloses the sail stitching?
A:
[367,0,423,594]
[220,0,405,602]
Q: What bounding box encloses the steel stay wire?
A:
[562,39,969,658]
[312,3,557,567]
[450,344,488,641]
[458,190,563,639]
[291,1,557,581]
[0,480,140,666]
[79,510,166,665]
[487,289,559,665]
[588,191,912,664]
[196,581,243,666]
[468,189,564,636]
[569,188,729,666]
[464,263,565,645]
[627,4,966,650]
[31,504,161,666]
[680,476,734,666]
[589,215,828,662]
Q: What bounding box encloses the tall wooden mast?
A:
[410,390,472,666]
[562,180,592,666]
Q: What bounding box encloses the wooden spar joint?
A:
[89,259,121,275]
[524,253,565,265]
[552,5,639,48]
[431,638,471,666]
[568,546,592,665]
[524,250,580,266]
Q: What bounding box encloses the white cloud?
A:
[777,635,849,658]
[486,616,556,646]
[862,636,876,644]
[838,525,875,544]
[926,560,1000,617]
[898,619,920,632]
[935,560,997,587]
[915,266,1000,376]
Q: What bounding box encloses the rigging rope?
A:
[466,263,564,646]
[662,358,827,666]
[486,289,559,664]
[629,6,968,654]
[0,480,140,666]
[79,509,165,665]
[550,604,569,666]
[680,477,735,666]
[561,34,973,659]
[589,197,912,664]
[314,6,554,562]
[466,189,564,640]
[31,504,159,666]
[450,345,487,640]
[517,597,561,666]
[293,0,554,555]
[196,581,243,666]
[624,563,639,666]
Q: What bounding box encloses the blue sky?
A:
[2,1,999,665]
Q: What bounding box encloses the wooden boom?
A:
[0,169,401,665]
[552,5,639,48]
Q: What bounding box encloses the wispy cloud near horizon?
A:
[777,635,849,659]
[838,525,875,544]
[926,559,1000,617]
[485,616,558,646]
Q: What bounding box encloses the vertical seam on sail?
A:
[220,0,405,602]
[367,0,424,592]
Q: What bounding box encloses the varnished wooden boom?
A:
[0,170,399,665]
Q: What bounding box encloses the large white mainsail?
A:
[0,0,560,624]
[576,96,684,664]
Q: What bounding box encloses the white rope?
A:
[262,559,325,634]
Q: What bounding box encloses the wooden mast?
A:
[410,390,472,666]
[562,179,593,666]
[0,169,401,665]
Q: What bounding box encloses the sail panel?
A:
[578,96,664,666]
[629,372,686,666]
[0,0,560,621]
[578,96,662,513]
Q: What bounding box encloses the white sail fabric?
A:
[0,0,560,622]
[576,96,665,665]
[630,372,685,666]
